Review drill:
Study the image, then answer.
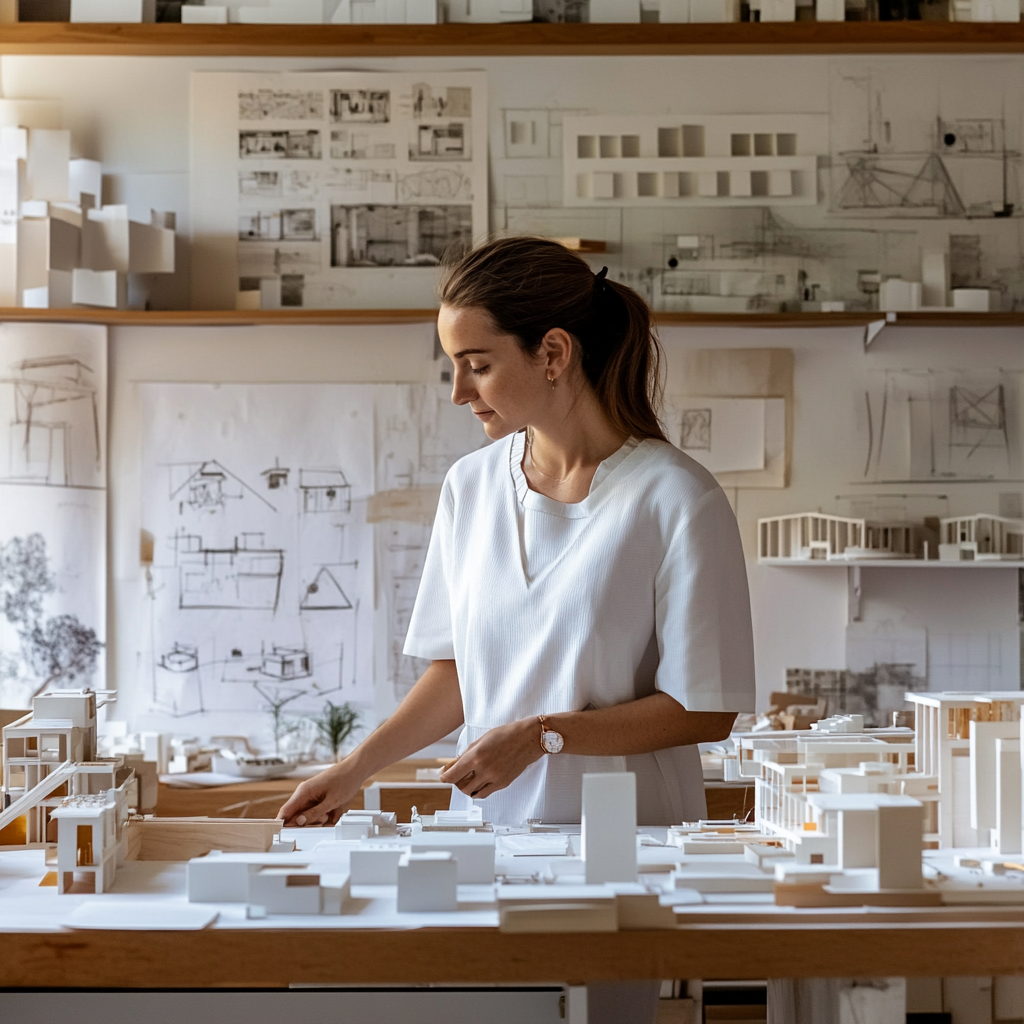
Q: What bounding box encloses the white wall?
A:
[3,54,1022,720]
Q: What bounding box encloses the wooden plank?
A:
[0,307,1020,328]
[0,22,1023,56]
[123,816,282,860]
[5,924,1024,987]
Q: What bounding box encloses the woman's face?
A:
[438,304,555,441]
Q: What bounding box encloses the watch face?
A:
[542,730,564,754]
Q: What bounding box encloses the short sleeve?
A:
[654,485,755,713]
[403,479,456,660]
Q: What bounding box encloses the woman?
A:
[280,236,754,831]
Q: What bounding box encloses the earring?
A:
[547,373,556,389]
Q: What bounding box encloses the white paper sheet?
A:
[138,383,376,738]
[190,72,488,310]
[0,323,107,709]
[61,901,219,930]
[673,397,766,474]
[137,383,487,737]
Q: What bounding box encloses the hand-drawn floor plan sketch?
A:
[138,382,488,736]
[138,384,376,737]
[857,369,1024,483]
[191,71,488,310]
[0,323,107,709]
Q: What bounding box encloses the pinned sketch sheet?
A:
[137,383,487,736]
[0,323,106,709]
[858,368,1024,482]
[190,71,488,310]
[672,397,766,474]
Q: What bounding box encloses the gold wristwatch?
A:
[538,715,564,754]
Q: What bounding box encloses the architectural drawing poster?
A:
[136,383,487,740]
[190,70,488,310]
[0,323,107,709]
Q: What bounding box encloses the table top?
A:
[4,829,1024,986]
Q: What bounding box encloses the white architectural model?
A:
[563,114,827,208]
[5,120,178,309]
[938,514,1024,562]
[396,851,458,911]
[758,511,920,562]
[582,771,638,884]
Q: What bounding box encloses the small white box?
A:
[248,867,322,915]
[689,0,738,20]
[70,0,156,20]
[409,831,495,883]
[182,4,229,21]
[952,287,992,312]
[588,0,641,19]
[71,267,125,308]
[659,0,690,17]
[879,278,921,313]
[759,0,794,18]
[238,1,324,21]
[349,844,409,884]
[815,0,844,18]
[397,851,458,912]
[336,819,373,840]
[582,772,638,885]
[69,159,102,208]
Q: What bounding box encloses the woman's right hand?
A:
[277,761,365,826]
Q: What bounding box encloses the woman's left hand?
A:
[439,718,542,799]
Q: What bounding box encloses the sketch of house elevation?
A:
[169,460,275,514]
[174,530,284,611]
[563,114,828,208]
[299,468,352,513]
[0,355,100,489]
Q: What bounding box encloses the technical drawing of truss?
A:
[859,369,1023,482]
[0,355,101,488]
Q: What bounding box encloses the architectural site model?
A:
[7,687,1024,929]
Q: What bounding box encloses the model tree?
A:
[313,699,361,762]
[0,533,103,697]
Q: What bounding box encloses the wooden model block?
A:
[124,816,282,861]
[396,851,457,912]
[582,772,638,885]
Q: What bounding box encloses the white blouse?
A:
[404,429,755,826]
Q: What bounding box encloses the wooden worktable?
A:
[4,915,1024,987]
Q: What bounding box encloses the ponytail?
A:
[438,236,667,443]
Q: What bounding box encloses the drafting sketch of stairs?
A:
[0,759,76,835]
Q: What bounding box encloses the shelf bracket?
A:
[847,565,862,624]
[863,315,893,350]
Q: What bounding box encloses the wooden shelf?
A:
[760,558,1024,567]
[1,307,1022,327]
[1,21,1023,56]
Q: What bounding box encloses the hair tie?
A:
[593,266,609,290]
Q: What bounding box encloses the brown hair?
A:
[438,236,667,443]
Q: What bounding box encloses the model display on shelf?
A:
[938,514,1024,561]
[757,510,923,562]
[6,117,179,310]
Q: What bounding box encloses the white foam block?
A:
[582,772,638,885]
[349,844,409,884]
[182,4,229,20]
[996,737,1022,856]
[953,288,992,312]
[659,0,690,19]
[128,219,175,274]
[248,867,324,914]
[70,0,156,19]
[408,831,495,883]
[876,803,923,890]
[759,0,794,18]
[396,851,457,912]
[62,902,218,930]
[237,0,324,20]
[26,129,70,203]
[588,0,640,18]
[814,0,844,18]
[69,159,102,208]
[82,205,130,273]
[689,0,738,19]
[17,217,48,294]
[72,267,125,308]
